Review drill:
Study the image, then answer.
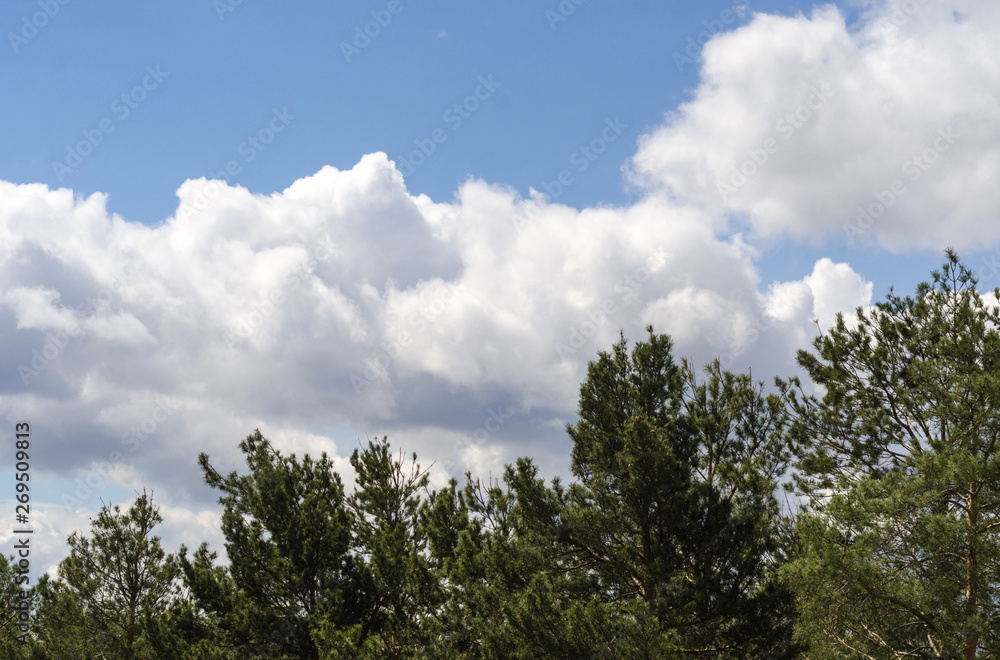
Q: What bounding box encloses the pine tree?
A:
[782,250,1000,657]
[421,465,614,659]
[481,327,799,658]
[0,553,32,658]
[190,430,357,659]
[564,327,797,656]
[31,491,179,659]
[312,436,440,658]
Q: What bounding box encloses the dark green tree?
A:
[460,465,629,659]
[141,543,252,660]
[417,467,595,659]
[0,553,32,658]
[28,574,93,659]
[189,430,357,659]
[544,326,798,657]
[782,250,1000,657]
[312,437,440,658]
[30,491,179,659]
[436,327,799,658]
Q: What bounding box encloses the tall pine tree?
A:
[189,430,357,659]
[513,326,799,657]
[782,250,1000,657]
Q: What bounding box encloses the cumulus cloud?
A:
[0,156,866,503]
[629,0,1000,251]
[805,257,874,328]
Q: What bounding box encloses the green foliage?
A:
[553,326,798,657]
[313,436,439,658]
[189,429,357,659]
[782,250,1000,657]
[427,327,799,658]
[424,466,602,659]
[29,491,179,659]
[0,553,32,658]
[28,574,93,659]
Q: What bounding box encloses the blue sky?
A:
[2,1,748,214]
[2,0,998,575]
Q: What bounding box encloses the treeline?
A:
[3,250,1000,658]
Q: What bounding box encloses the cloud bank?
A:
[631,0,1000,251]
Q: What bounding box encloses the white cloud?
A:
[629,0,1000,251]
[1,286,76,332]
[804,257,874,329]
[0,157,864,501]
